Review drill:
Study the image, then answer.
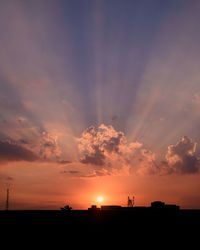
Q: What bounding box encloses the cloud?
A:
[38,131,61,161]
[78,125,126,170]
[23,130,64,162]
[17,116,26,124]
[193,93,200,103]
[57,160,72,165]
[2,123,198,176]
[77,124,155,176]
[166,136,200,174]
[60,168,111,178]
[0,130,66,164]
[76,125,200,177]
[0,174,14,182]
[139,136,200,175]
[78,124,126,162]
[80,144,105,166]
[0,140,38,163]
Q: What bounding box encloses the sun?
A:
[97,196,103,203]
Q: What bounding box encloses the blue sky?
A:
[1,0,199,139]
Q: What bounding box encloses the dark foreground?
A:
[1,209,200,247]
[1,209,200,230]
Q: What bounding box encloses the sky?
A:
[1,0,200,209]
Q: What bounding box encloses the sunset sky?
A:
[1,0,200,210]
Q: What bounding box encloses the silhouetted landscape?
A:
[1,202,200,247]
[1,201,200,233]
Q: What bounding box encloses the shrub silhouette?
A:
[60,205,72,211]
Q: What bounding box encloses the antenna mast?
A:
[6,188,9,211]
[127,196,134,207]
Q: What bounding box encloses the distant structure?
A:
[87,200,179,213]
[151,201,165,209]
[127,196,134,207]
[101,205,122,210]
[88,205,100,211]
[6,188,9,211]
[151,201,179,211]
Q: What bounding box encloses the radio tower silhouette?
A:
[127,196,134,207]
[6,188,9,211]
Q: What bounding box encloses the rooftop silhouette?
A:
[88,200,180,213]
[1,199,199,239]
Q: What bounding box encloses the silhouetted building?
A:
[151,201,179,211]
[87,201,180,213]
[101,205,122,211]
[88,205,100,211]
[151,201,165,209]
[165,204,180,211]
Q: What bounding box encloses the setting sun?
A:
[97,196,103,203]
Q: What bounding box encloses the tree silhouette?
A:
[60,205,72,211]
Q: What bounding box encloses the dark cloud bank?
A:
[0,131,62,163]
[0,140,37,162]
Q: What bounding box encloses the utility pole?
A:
[6,188,9,211]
